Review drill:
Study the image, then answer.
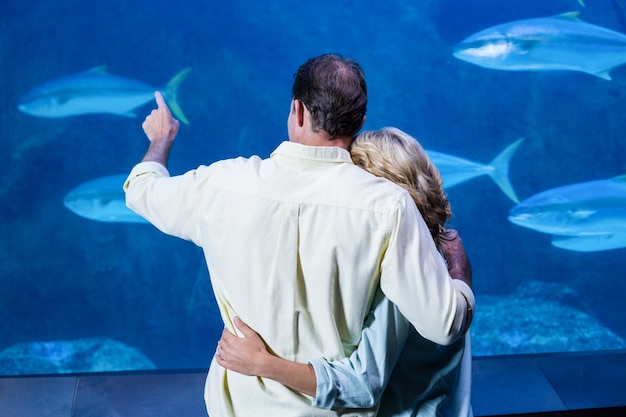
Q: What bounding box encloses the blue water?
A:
[2,0,626,373]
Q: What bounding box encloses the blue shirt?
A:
[311,287,473,417]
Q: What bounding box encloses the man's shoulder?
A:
[347,164,408,194]
[205,154,264,171]
[339,164,414,211]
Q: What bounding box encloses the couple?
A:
[124,54,474,417]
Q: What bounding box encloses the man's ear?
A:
[359,115,366,130]
[294,99,305,127]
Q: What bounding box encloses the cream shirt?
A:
[124,141,473,417]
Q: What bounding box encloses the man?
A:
[215,128,474,416]
[124,54,474,416]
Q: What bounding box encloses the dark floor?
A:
[1,350,625,417]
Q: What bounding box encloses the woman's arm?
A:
[216,316,317,396]
[216,290,410,409]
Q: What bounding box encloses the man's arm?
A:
[123,91,179,192]
[139,91,180,166]
[123,92,199,242]
[380,198,474,345]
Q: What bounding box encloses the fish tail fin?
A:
[164,68,191,125]
[487,138,524,203]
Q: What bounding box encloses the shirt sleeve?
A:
[123,161,203,244]
[311,289,410,409]
[380,195,475,346]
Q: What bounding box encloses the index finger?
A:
[154,91,169,112]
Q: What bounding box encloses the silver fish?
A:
[427,138,523,203]
[508,175,626,251]
[18,66,191,123]
[453,12,626,80]
[64,175,147,223]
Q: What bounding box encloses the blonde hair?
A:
[350,127,452,248]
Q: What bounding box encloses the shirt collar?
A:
[271,141,353,164]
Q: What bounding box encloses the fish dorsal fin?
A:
[612,174,626,182]
[555,11,582,22]
[87,65,108,74]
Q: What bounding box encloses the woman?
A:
[216,127,473,417]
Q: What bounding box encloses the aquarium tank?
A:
[1,0,626,375]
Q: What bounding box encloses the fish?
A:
[508,175,626,252]
[18,66,191,123]
[427,138,523,203]
[64,174,147,223]
[452,12,626,80]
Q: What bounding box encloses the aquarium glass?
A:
[2,0,626,375]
